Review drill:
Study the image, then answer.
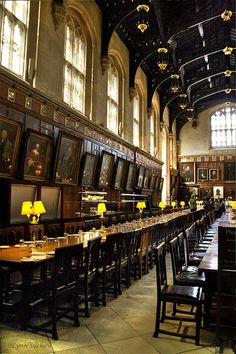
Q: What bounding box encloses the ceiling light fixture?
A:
[179,93,188,109]
[221,9,232,22]
[136,4,150,33]
[186,107,194,121]
[157,47,168,71]
[223,46,233,55]
[224,69,232,77]
[225,88,231,94]
[170,74,180,93]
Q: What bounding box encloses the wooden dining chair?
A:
[4,226,25,245]
[79,236,101,317]
[153,242,202,345]
[97,233,121,306]
[64,221,85,234]
[118,230,133,294]
[170,236,206,288]
[26,243,84,340]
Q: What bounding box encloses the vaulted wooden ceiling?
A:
[95,0,236,136]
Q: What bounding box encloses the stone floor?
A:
[0,255,235,354]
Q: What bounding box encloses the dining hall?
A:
[0,1,235,353]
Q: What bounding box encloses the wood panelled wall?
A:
[0,73,162,226]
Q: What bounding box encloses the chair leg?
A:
[84,282,89,317]
[102,274,106,306]
[195,303,201,346]
[161,301,166,322]
[51,300,58,340]
[153,300,161,337]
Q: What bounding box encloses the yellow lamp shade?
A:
[33,201,46,215]
[180,201,185,207]
[21,201,33,215]
[136,201,146,209]
[159,201,166,208]
[171,201,176,207]
[97,202,107,213]
[230,201,236,210]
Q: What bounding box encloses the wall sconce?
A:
[179,93,188,109]
[21,201,46,243]
[221,9,232,22]
[170,74,180,93]
[136,4,150,33]
[97,202,107,229]
[157,47,168,71]
[136,201,146,222]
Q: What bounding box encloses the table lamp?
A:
[159,201,166,218]
[21,200,46,244]
[136,201,146,222]
[171,201,176,208]
[180,201,185,208]
[97,202,106,229]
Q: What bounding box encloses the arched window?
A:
[211,107,236,148]
[0,0,29,77]
[64,15,86,113]
[133,92,140,146]
[107,63,119,134]
[150,112,155,156]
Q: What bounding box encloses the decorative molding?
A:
[52,1,66,31]
[7,88,15,102]
[25,96,32,110]
[100,56,110,75]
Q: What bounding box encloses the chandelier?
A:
[186,107,194,121]
[221,9,232,22]
[136,4,150,33]
[179,93,188,109]
[157,47,168,71]
[170,74,180,93]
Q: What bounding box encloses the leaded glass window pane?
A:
[211,107,236,148]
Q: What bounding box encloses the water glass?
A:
[19,238,25,247]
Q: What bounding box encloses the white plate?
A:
[47,251,55,255]
[0,245,10,249]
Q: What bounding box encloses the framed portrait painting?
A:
[224,161,236,182]
[23,130,52,182]
[209,169,219,181]
[155,176,160,192]
[158,177,164,195]
[0,115,22,178]
[54,131,82,185]
[197,168,208,181]
[143,168,150,189]
[126,162,136,191]
[149,175,156,191]
[180,162,195,184]
[136,165,145,189]
[113,157,127,190]
[213,186,224,200]
[80,153,98,187]
[97,151,115,188]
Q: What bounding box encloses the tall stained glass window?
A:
[0,0,29,77]
[133,93,140,146]
[64,16,86,113]
[211,107,236,148]
[107,64,119,134]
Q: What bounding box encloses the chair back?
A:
[28,224,44,240]
[46,223,62,237]
[130,228,142,260]
[84,236,101,275]
[178,232,188,267]
[185,223,197,254]
[64,221,84,234]
[120,231,133,262]
[4,226,25,245]
[170,236,183,282]
[102,233,121,268]
[53,244,83,291]
[154,242,167,295]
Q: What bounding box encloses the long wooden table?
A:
[198,215,236,326]
[0,209,198,331]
